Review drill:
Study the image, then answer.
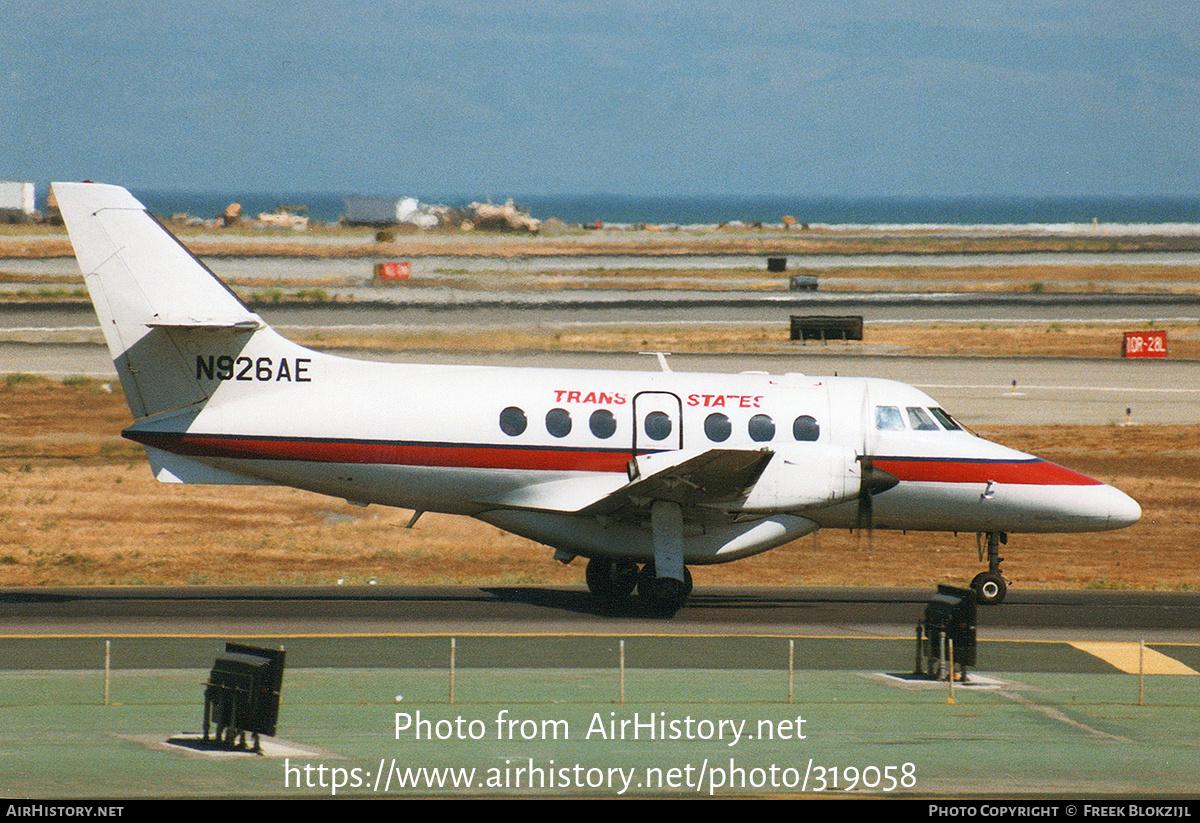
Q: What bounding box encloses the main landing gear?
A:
[587,501,694,613]
[970,531,1009,605]
[585,558,693,612]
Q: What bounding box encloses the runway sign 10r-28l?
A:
[1123,330,1168,358]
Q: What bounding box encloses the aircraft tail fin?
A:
[54,182,267,419]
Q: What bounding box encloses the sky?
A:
[4,1,1199,198]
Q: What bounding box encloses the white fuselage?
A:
[123,334,1141,565]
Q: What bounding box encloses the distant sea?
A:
[132,190,1200,228]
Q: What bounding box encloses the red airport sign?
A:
[1123,330,1167,358]
[375,261,411,280]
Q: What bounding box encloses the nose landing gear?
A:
[970,531,1009,605]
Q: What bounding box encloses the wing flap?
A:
[583,448,773,514]
[479,447,773,515]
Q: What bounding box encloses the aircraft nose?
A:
[1104,485,1141,529]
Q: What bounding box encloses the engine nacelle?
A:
[738,444,859,512]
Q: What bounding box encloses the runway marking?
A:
[1069,641,1198,675]
[996,690,1132,742]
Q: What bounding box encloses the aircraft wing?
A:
[480,448,773,515]
[588,448,774,513]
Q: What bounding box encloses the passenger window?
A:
[546,408,572,438]
[792,415,820,441]
[748,414,775,442]
[704,412,731,442]
[589,408,617,439]
[499,406,527,436]
[907,407,939,431]
[875,405,905,431]
[644,411,672,441]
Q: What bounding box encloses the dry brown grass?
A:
[0,377,1195,592]
[5,259,1200,298]
[292,321,1200,360]
[6,226,1200,261]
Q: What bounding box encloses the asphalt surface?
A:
[4,585,1199,644]
[3,292,1200,330]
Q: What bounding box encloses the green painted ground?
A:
[2,636,1198,798]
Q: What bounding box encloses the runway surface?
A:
[4,292,1200,331]
[6,340,1197,425]
[4,585,1199,644]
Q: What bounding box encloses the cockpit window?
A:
[928,407,962,431]
[875,405,905,431]
[907,406,939,431]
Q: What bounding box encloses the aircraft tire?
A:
[970,571,1007,605]
[585,558,639,601]
[638,569,689,613]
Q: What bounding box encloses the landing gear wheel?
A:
[970,571,1007,606]
[585,558,639,601]
[639,574,688,613]
[636,562,690,612]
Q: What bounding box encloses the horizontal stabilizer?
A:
[147,317,264,330]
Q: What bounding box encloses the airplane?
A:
[53,182,1142,611]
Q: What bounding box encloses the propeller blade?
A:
[855,453,898,534]
[856,385,874,534]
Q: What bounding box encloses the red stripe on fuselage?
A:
[125,431,633,473]
[873,457,1102,486]
[126,431,1103,487]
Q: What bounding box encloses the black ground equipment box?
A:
[916,585,977,681]
[203,642,285,752]
[790,315,863,341]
